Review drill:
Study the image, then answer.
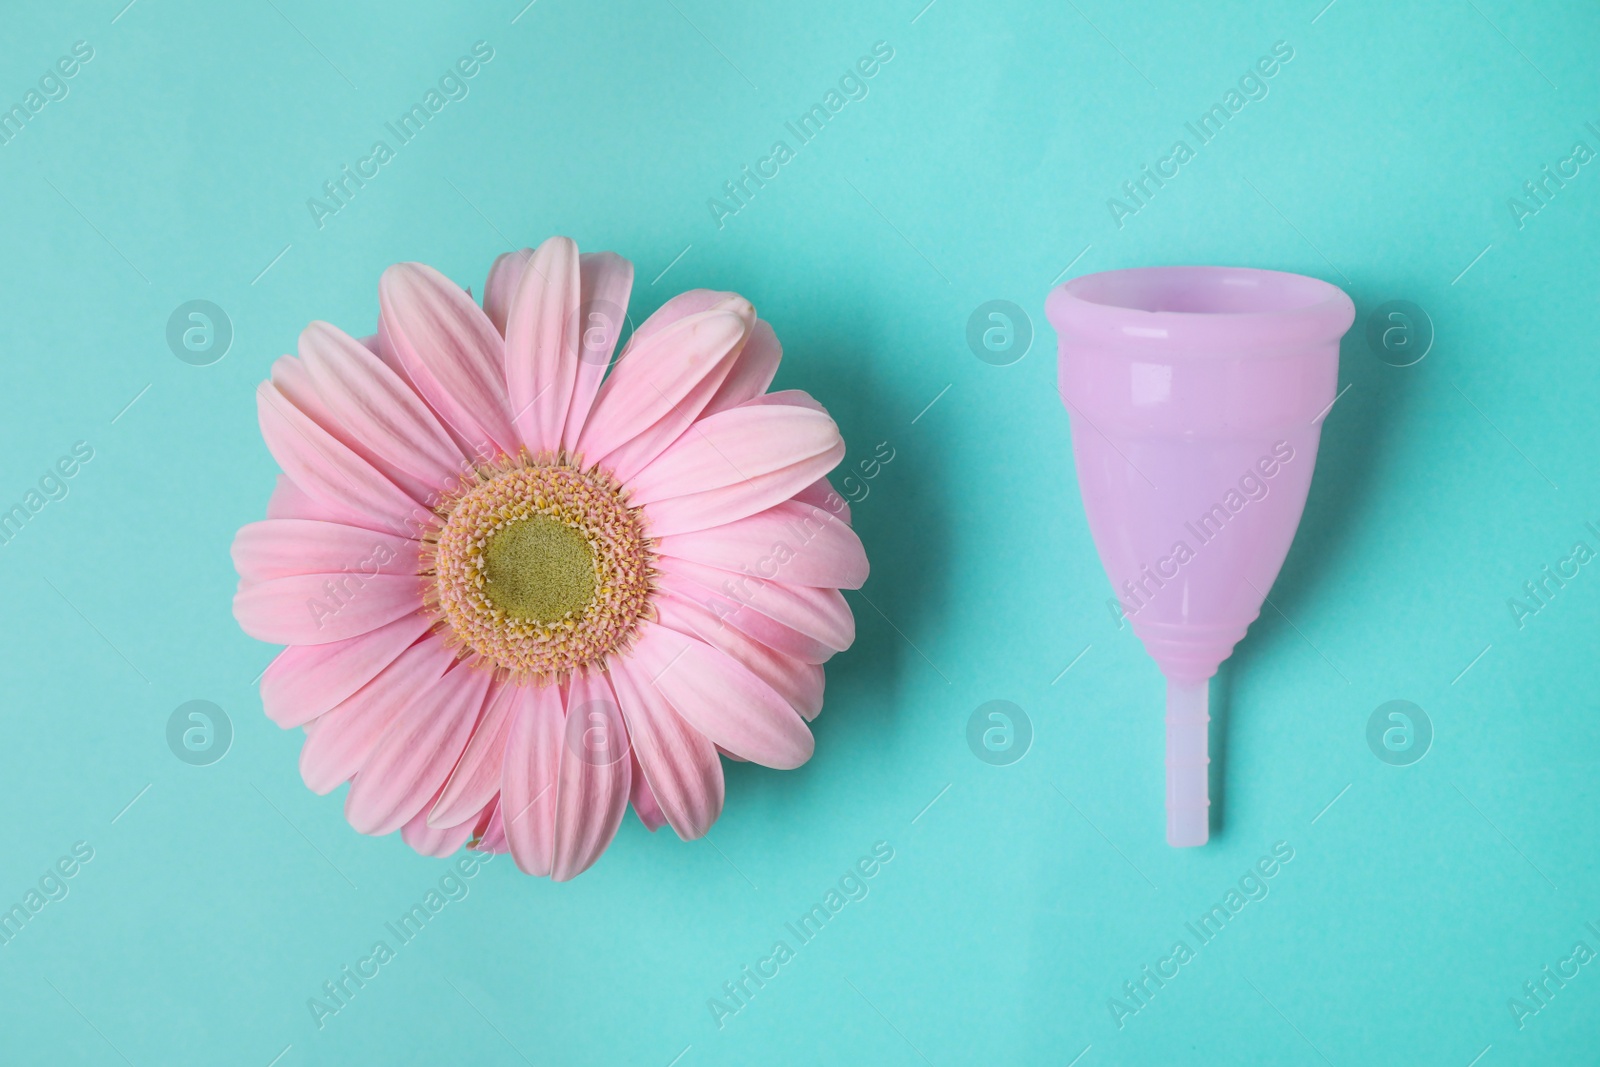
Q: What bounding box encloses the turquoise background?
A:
[1,0,1597,1063]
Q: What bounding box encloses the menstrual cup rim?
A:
[1046,265,1355,352]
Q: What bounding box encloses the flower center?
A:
[482,515,596,623]
[426,456,654,681]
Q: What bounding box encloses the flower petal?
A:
[747,388,824,413]
[563,252,635,452]
[503,236,580,455]
[345,659,493,835]
[551,670,632,881]
[629,404,845,537]
[257,381,429,537]
[630,757,668,832]
[656,499,867,589]
[272,348,440,505]
[430,679,520,828]
[704,318,781,416]
[793,477,851,525]
[259,611,434,728]
[652,556,851,655]
[269,354,342,435]
[624,289,733,347]
[609,651,724,840]
[653,591,824,720]
[234,573,426,646]
[362,330,415,389]
[501,683,563,876]
[483,248,533,335]
[652,563,832,662]
[299,635,454,794]
[576,307,750,479]
[265,474,381,531]
[401,785,477,857]
[231,519,419,583]
[299,321,466,495]
[475,799,509,853]
[379,262,517,457]
[626,621,813,770]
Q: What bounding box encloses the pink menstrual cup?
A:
[1045,267,1355,847]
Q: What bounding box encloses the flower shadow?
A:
[713,318,955,818]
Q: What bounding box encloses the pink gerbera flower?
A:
[231,237,866,880]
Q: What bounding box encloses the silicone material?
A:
[1165,679,1209,847]
[1046,266,1355,847]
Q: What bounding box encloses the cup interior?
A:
[1068,266,1337,316]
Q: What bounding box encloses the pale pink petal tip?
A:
[402,787,478,858]
[630,757,669,833]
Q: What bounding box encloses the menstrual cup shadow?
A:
[1239,302,1408,644]
[1219,298,1401,836]
[1209,659,1235,840]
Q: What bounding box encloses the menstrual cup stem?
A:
[1165,679,1210,847]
